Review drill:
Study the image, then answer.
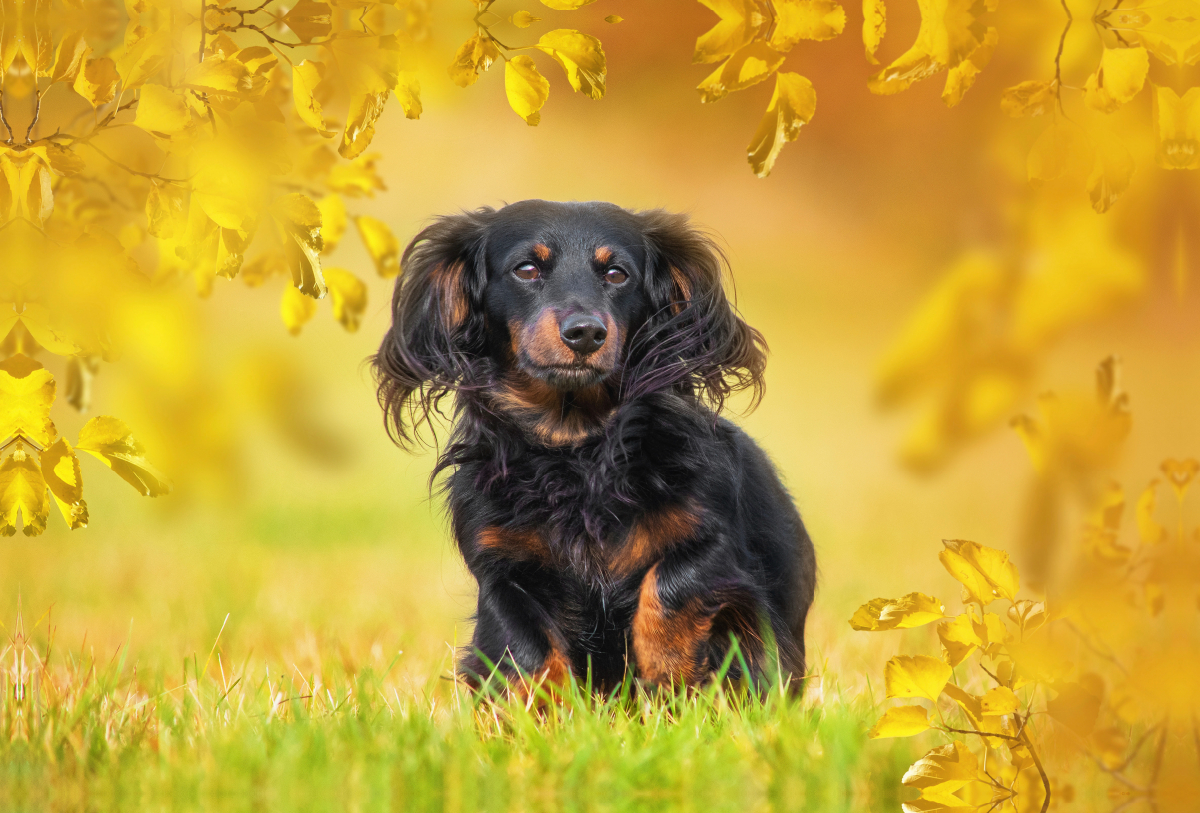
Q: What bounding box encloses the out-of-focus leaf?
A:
[867,0,997,107]
[73,57,119,107]
[281,0,333,43]
[697,41,786,103]
[869,705,931,738]
[317,194,347,254]
[885,654,952,701]
[1084,46,1148,113]
[281,284,318,335]
[1161,457,1199,501]
[293,59,336,137]
[1006,600,1047,634]
[539,0,597,7]
[505,55,550,126]
[449,31,500,88]
[355,215,400,277]
[76,416,170,496]
[940,539,1019,605]
[327,154,385,197]
[980,686,1019,716]
[0,354,57,447]
[1027,120,1092,185]
[605,14,623,22]
[393,71,421,119]
[1047,681,1102,736]
[511,11,541,27]
[50,31,89,84]
[694,0,769,64]
[64,355,99,412]
[769,0,846,50]
[849,592,944,631]
[41,438,87,529]
[863,0,886,63]
[937,613,981,666]
[747,71,816,177]
[0,446,48,537]
[1087,129,1135,213]
[134,84,191,138]
[1151,85,1200,170]
[1137,480,1167,544]
[1001,80,1056,117]
[274,193,327,298]
[536,29,606,100]
[146,182,187,239]
[325,268,369,332]
[329,34,414,159]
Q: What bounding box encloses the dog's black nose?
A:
[560,313,607,354]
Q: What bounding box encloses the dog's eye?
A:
[513,263,541,281]
[604,268,628,285]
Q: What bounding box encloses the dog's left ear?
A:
[631,210,767,412]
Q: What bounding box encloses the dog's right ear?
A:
[372,210,492,446]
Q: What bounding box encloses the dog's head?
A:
[373,200,766,446]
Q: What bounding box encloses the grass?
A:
[0,619,919,813]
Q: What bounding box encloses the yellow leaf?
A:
[2,153,54,224]
[146,182,187,239]
[17,303,81,355]
[1152,85,1200,170]
[885,654,952,701]
[448,31,500,88]
[355,215,400,277]
[942,683,1011,744]
[697,41,786,103]
[76,416,170,496]
[0,354,57,447]
[317,194,347,254]
[281,0,333,42]
[1084,46,1149,113]
[937,613,981,666]
[862,0,885,63]
[1087,130,1134,214]
[1001,80,1056,117]
[325,268,369,332]
[327,154,386,198]
[114,25,170,88]
[1136,480,1167,544]
[1160,457,1199,501]
[869,705,931,738]
[539,0,597,8]
[1027,121,1092,186]
[849,592,945,631]
[867,0,996,107]
[274,193,327,298]
[1047,681,1101,737]
[536,29,606,100]
[134,84,191,138]
[505,55,550,126]
[747,71,816,177]
[281,284,318,336]
[293,59,336,137]
[329,34,410,159]
[901,742,980,790]
[41,437,87,530]
[605,14,623,22]
[980,686,1019,716]
[769,0,846,50]
[50,31,89,84]
[394,71,422,119]
[939,539,1019,605]
[1006,599,1047,634]
[694,0,769,65]
[0,446,48,537]
[511,11,541,27]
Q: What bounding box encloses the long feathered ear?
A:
[626,210,767,412]
[372,209,493,446]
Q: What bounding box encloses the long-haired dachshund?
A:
[373,200,815,692]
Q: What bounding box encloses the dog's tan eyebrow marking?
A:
[533,243,551,261]
[594,246,614,264]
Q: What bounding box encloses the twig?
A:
[24,87,40,143]
[1018,726,1052,813]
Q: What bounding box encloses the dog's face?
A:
[373,200,766,446]
[482,201,648,392]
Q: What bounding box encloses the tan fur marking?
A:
[476,526,549,561]
[433,262,467,328]
[491,374,613,447]
[594,246,614,264]
[533,243,551,261]
[633,566,713,685]
[668,266,692,316]
[610,502,703,576]
[540,645,572,684]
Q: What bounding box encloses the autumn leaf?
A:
[449,31,500,88]
[273,193,327,298]
[1152,86,1200,170]
[940,539,1018,605]
[694,0,769,64]
[1160,457,1199,501]
[293,59,336,137]
[849,591,945,631]
[1001,80,1057,117]
[146,182,187,239]
[317,194,347,253]
[134,84,192,138]
[862,0,885,63]
[281,0,333,43]
[1136,480,1167,544]
[76,416,170,496]
[980,686,1019,716]
[901,742,980,790]
[327,33,418,159]
[697,41,786,103]
[281,284,318,336]
[869,704,931,738]
[50,31,89,84]
[769,0,846,49]
[937,613,981,666]
[327,154,386,198]
[748,72,816,177]
[1027,120,1091,186]
[511,11,541,27]
[73,56,119,107]
[1084,46,1149,114]
[505,55,550,126]
[1088,129,1135,214]
[536,29,606,100]
[1006,600,1046,634]
[0,445,49,536]
[885,654,952,701]
[1047,681,1102,737]
[355,215,400,277]
[41,437,87,529]
[0,353,57,447]
[325,268,369,332]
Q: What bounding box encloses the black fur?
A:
[374,200,816,692]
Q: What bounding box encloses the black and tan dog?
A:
[374,200,815,692]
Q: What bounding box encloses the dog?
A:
[373,200,816,693]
